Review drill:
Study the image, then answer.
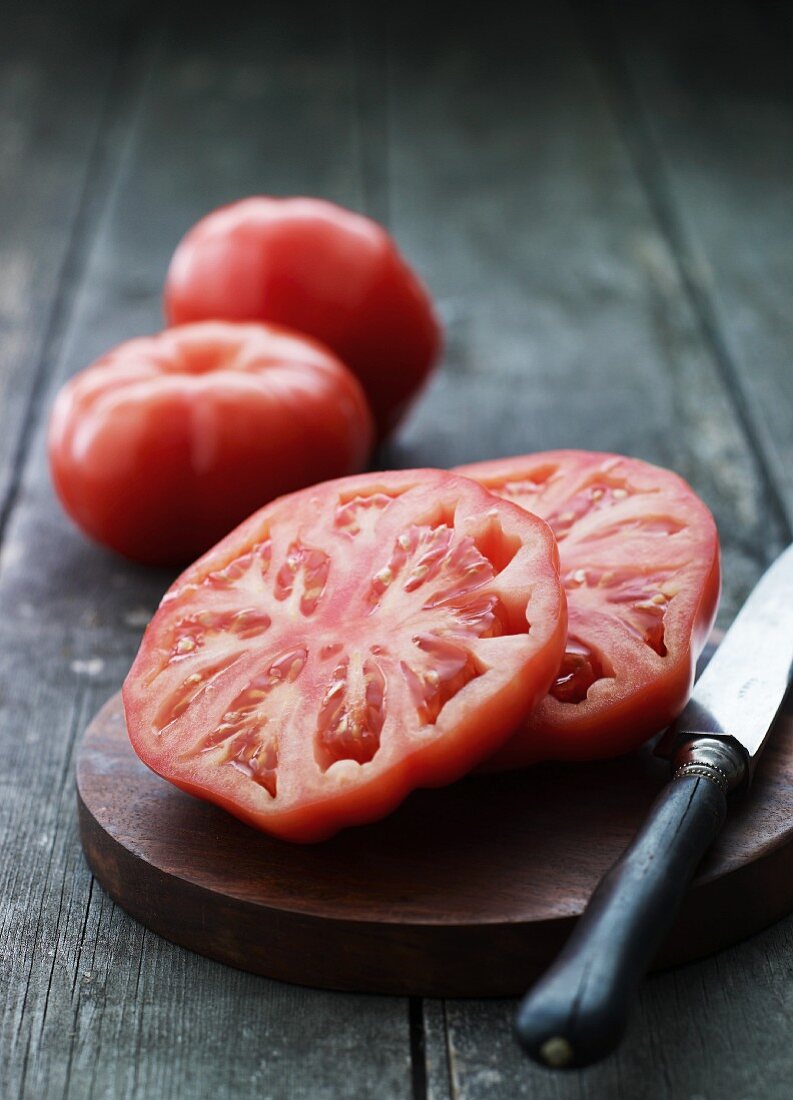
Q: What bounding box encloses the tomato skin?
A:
[164,197,442,437]
[48,321,374,565]
[122,470,567,842]
[456,451,721,766]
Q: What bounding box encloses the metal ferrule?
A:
[671,736,747,793]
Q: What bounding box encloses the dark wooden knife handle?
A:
[515,772,727,1069]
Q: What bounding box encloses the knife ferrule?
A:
[671,736,747,793]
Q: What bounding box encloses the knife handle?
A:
[515,738,745,1070]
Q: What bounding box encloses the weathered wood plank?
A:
[592,0,793,530]
[0,6,416,1099]
[437,915,793,1099]
[424,1002,453,1100]
[0,1,135,533]
[379,4,786,627]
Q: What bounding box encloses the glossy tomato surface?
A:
[48,321,373,565]
[457,451,720,765]
[122,470,566,842]
[164,197,442,437]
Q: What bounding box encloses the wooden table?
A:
[2,1,792,1096]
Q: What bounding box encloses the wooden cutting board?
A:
[76,681,793,997]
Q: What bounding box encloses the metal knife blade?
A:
[660,542,793,777]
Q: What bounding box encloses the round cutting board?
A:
[76,690,793,996]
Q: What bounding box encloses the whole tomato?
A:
[164,197,442,438]
[48,321,374,565]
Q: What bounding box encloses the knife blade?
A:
[660,542,793,774]
[515,544,793,1070]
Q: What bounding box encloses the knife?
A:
[515,543,793,1070]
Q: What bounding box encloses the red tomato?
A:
[122,470,567,842]
[164,197,442,437]
[456,452,720,765]
[48,322,373,565]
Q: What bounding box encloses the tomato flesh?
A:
[456,452,720,764]
[123,470,566,841]
[48,321,373,564]
[164,197,442,437]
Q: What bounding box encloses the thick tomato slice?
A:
[164,197,442,438]
[456,452,720,765]
[48,321,373,565]
[122,470,566,842]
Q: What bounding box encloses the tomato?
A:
[122,470,566,842]
[456,451,720,765]
[164,197,442,437]
[48,322,374,566]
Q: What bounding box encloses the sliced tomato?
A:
[456,451,720,765]
[123,470,566,841]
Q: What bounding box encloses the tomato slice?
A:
[456,452,720,765]
[123,470,566,841]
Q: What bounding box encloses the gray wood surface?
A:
[0,1,123,535]
[381,1,787,624]
[1,1,791,1097]
[601,0,793,531]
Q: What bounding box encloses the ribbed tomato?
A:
[122,470,566,841]
[48,321,373,565]
[164,197,441,437]
[457,452,720,765]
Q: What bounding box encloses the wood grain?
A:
[591,0,793,535]
[0,0,128,534]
